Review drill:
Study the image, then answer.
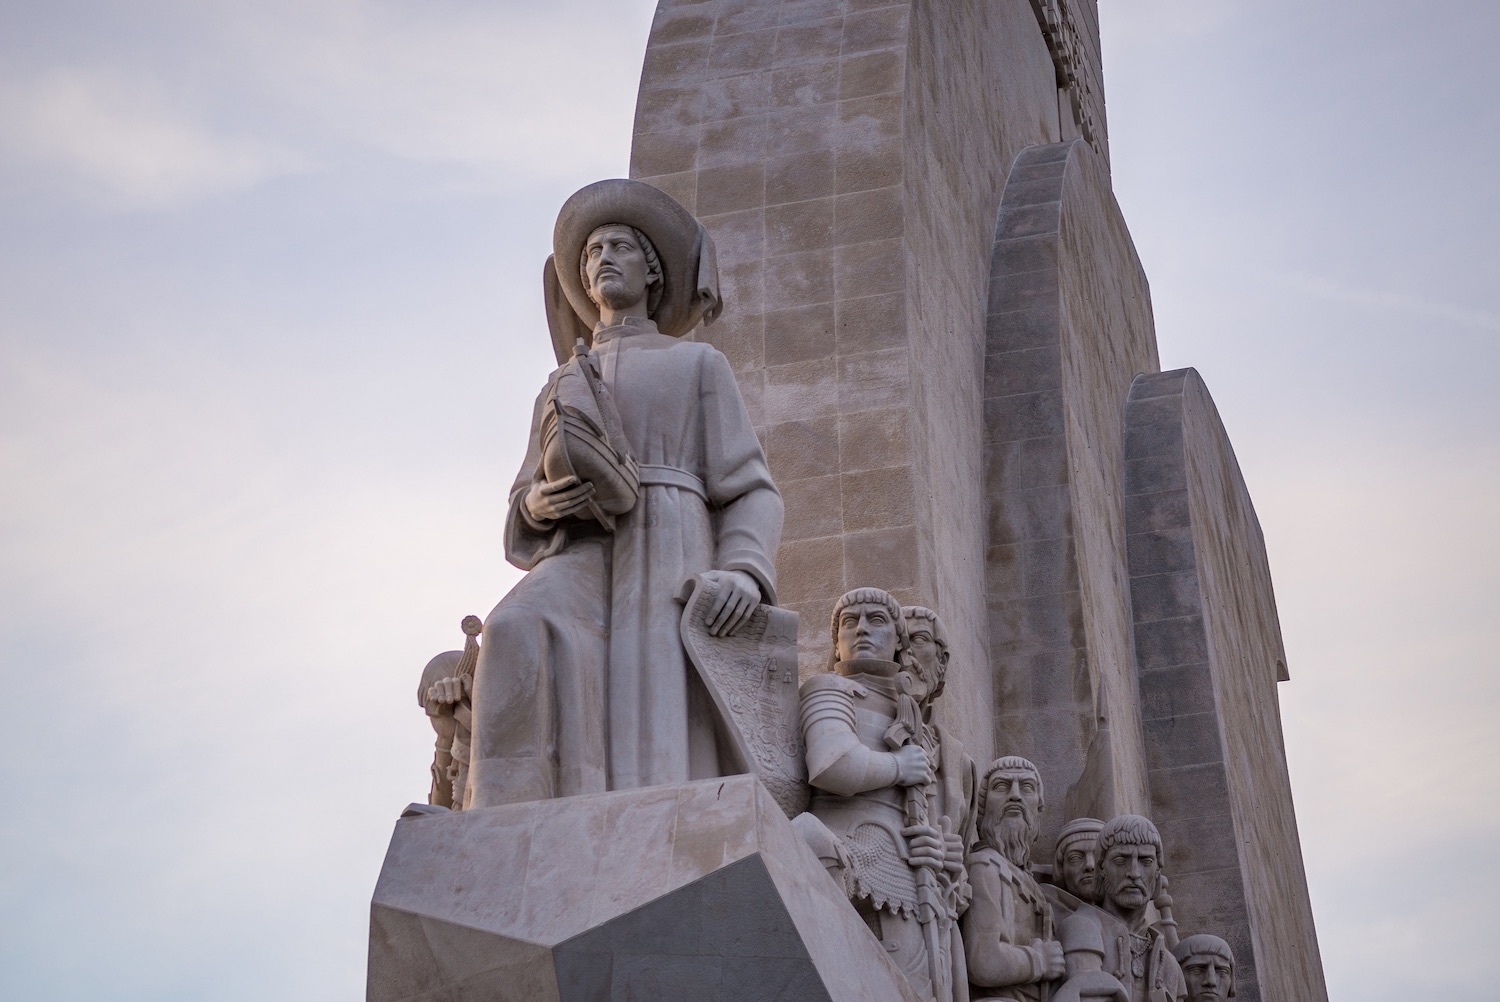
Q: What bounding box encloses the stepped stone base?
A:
[368,776,921,1002]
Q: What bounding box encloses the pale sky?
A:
[1,2,1495,999]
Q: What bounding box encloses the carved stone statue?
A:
[902,605,980,856]
[792,587,968,1002]
[1043,816,1105,922]
[464,179,784,808]
[961,756,1065,1002]
[417,615,483,809]
[1171,935,1234,1002]
[1053,814,1186,1002]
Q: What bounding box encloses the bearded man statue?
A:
[962,756,1066,1002]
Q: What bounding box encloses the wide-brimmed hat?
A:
[543,178,723,364]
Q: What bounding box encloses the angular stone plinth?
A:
[368,776,921,1002]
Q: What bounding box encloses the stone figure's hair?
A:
[580,224,664,315]
[1053,816,1105,876]
[827,587,911,671]
[975,755,1044,824]
[1172,935,1236,998]
[1098,814,1162,854]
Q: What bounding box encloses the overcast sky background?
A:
[1,1,1495,999]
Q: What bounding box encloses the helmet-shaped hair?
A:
[827,587,910,670]
[1172,934,1236,998]
[1053,816,1105,876]
[975,755,1044,826]
[1098,814,1163,854]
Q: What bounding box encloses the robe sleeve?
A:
[962,855,1050,989]
[698,347,783,603]
[503,372,569,571]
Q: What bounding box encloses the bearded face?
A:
[981,767,1042,867]
[901,615,946,703]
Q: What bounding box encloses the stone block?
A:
[836,347,909,413]
[842,7,908,54]
[766,198,835,256]
[1129,569,1205,623]
[765,249,836,307]
[774,19,843,64]
[765,302,836,366]
[763,415,839,481]
[768,103,838,156]
[833,292,905,353]
[766,149,836,204]
[838,49,903,100]
[984,435,1069,494]
[1137,662,1216,722]
[369,777,922,1002]
[780,474,843,540]
[842,524,919,591]
[837,406,909,472]
[698,163,766,216]
[833,186,902,245]
[771,60,840,108]
[775,534,843,604]
[701,73,775,123]
[840,465,915,531]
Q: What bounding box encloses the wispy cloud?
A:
[0,70,310,210]
[1274,272,1500,332]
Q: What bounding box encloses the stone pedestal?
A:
[368,776,922,1002]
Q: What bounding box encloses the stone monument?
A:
[368,3,1327,1000]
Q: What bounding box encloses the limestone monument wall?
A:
[982,138,1160,855]
[623,2,1326,1000]
[1124,369,1328,1000]
[369,4,1329,1001]
[630,0,1103,766]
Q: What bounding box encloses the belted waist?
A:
[636,464,708,501]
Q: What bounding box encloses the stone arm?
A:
[962,857,1054,990]
[699,347,782,603]
[503,374,570,571]
[799,676,902,796]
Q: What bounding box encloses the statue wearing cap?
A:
[464,179,784,808]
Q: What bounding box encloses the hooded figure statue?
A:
[463,179,784,808]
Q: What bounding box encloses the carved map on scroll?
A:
[678,576,809,819]
[1029,0,1104,154]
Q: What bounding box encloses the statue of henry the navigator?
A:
[464,179,784,809]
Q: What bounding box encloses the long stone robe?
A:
[467,317,782,808]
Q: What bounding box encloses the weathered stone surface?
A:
[982,139,1159,856]
[1124,368,1327,1002]
[631,0,1076,764]
[369,776,923,1002]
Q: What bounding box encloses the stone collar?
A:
[592,315,660,344]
